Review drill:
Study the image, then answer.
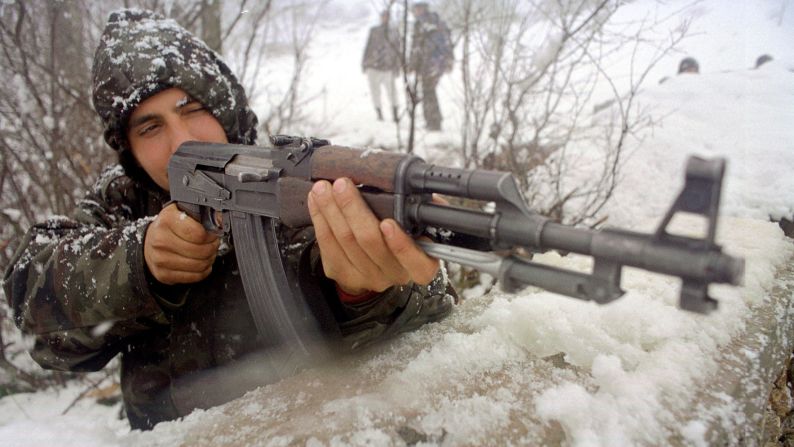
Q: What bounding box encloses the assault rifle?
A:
[169,136,744,357]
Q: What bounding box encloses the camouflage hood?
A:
[92,8,258,151]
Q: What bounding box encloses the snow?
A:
[601,63,794,226]
[78,215,784,446]
[0,376,129,447]
[2,0,794,446]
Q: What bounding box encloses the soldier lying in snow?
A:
[3,8,454,430]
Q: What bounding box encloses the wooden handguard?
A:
[311,146,405,193]
[278,177,397,228]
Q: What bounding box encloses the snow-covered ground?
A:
[2,0,794,446]
[122,217,791,446]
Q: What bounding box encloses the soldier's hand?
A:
[144,203,220,285]
[307,178,439,297]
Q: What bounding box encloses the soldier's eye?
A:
[182,101,207,115]
[137,123,160,136]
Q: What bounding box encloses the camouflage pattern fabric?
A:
[91,9,258,152]
[2,7,455,430]
[409,11,453,78]
[3,164,456,430]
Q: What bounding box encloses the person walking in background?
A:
[409,2,453,131]
[362,10,401,122]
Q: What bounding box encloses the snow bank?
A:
[2,217,790,446]
[118,217,791,447]
[0,378,127,447]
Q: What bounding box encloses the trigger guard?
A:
[200,207,225,236]
[176,201,224,236]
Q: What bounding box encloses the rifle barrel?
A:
[413,202,742,286]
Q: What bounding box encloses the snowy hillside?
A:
[602,64,794,227]
[1,0,794,446]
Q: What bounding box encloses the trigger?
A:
[211,210,224,228]
[202,208,225,236]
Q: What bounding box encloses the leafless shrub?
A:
[446,0,693,226]
[427,0,693,292]
[244,0,330,136]
[0,0,107,272]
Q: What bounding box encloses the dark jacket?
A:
[362,23,402,73]
[3,163,455,430]
[410,11,454,77]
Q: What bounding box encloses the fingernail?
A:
[380,220,394,239]
[333,178,347,193]
[312,181,328,195]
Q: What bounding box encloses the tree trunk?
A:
[201,0,223,53]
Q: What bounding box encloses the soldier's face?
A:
[127,87,228,190]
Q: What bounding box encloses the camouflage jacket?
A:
[3,164,455,430]
[409,12,454,77]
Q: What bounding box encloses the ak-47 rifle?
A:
[168,135,743,358]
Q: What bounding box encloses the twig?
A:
[60,374,108,415]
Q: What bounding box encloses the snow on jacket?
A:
[3,8,455,431]
[3,163,455,430]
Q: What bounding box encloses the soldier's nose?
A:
[170,122,195,155]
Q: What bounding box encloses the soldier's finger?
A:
[380,219,439,285]
[148,250,216,274]
[331,178,405,280]
[172,216,218,244]
[156,266,214,285]
[159,204,217,244]
[431,193,450,206]
[149,230,219,261]
[312,180,382,277]
[308,186,360,282]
